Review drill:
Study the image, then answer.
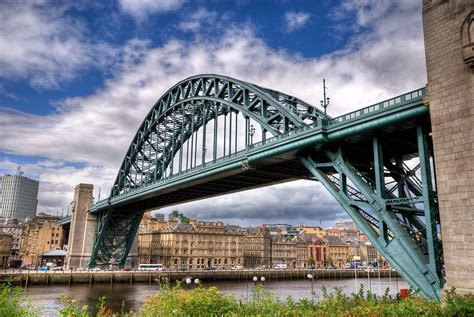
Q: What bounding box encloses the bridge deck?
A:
[91,88,427,213]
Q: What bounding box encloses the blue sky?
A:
[0,0,427,226]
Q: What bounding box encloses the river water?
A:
[23,277,408,316]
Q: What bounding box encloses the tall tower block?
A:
[422,0,474,295]
[66,184,96,268]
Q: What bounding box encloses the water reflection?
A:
[23,277,408,316]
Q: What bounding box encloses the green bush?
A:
[0,283,39,317]
[142,280,238,316]
[2,281,474,316]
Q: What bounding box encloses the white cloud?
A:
[283,11,311,33]
[178,8,219,33]
[0,1,427,223]
[0,1,116,89]
[0,158,115,215]
[119,0,185,20]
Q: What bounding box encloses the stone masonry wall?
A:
[422,0,474,295]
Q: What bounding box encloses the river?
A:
[23,277,408,316]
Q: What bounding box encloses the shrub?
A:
[142,280,238,316]
[0,283,39,317]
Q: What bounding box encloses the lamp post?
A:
[203,146,207,166]
[185,277,200,289]
[320,79,330,117]
[307,273,315,304]
[252,275,265,286]
[249,125,256,146]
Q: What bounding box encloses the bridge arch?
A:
[86,76,442,300]
[111,74,326,197]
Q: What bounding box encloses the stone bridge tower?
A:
[422,0,474,295]
[66,183,139,269]
[66,184,97,269]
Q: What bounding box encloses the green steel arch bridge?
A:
[87,74,442,299]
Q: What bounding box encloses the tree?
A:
[168,210,180,221]
[168,210,191,224]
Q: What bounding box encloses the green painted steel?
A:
[86,75,442,300]
[299,140,442,300]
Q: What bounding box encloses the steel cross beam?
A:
[299,126,442,300]
[88,209,143,267]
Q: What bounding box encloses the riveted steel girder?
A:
[112,74,327,198]
[299,125,442,300]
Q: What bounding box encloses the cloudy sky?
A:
[0,0,427,227]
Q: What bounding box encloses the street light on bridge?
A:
[320,78,330,116]
[249,125,256,145]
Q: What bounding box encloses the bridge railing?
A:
[329,87,426,126]
[94,87,427,207]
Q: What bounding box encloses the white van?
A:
[274,263,288,270]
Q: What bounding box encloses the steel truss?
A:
[112,74,327,198]
[89,75,326,268]
[299,125,443,300]
[89,210,143,268]
[88,74,443,300]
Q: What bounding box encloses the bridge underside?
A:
[86,75,442,300]
[105,116,423,213]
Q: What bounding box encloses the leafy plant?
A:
[0,283,39,317]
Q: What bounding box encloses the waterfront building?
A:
[0,169,39,221]
[306,236,328,268]
[0,217,24,260]
[262,224,299,238]
[139,211,169,233]
[0,232,12,268]
[360,241,380,265]
[296,225,326,237]
[271,236,296,268]
[39,249,67,267]
[346,240,362,262]
[19,214,63,266]
[325,228,343,238]
[138,220,244,270]
[334,220,359,231]
[241,227,271,268]
[325,235,350,268]
[295,239,309,268]
[340,229,360,242]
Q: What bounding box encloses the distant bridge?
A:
[82,74,441,299]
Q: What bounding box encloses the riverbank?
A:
[20,278,409,314]
[4,281,474,316]
[0,268,399,286]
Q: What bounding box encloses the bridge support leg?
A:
[88,209,143,269]
[299,129,443,299]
